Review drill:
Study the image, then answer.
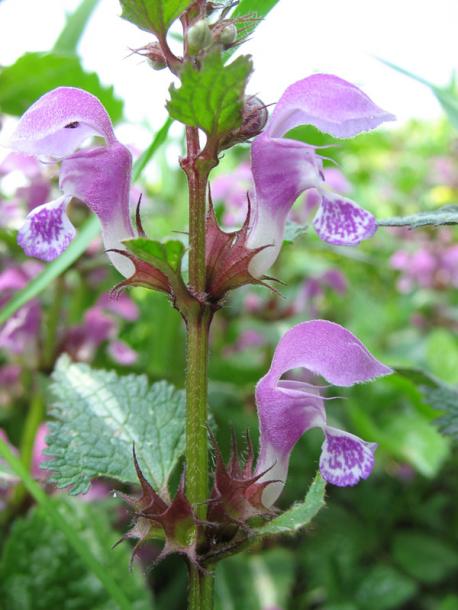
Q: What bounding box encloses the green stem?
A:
[183,124,216,609]
[185,307,212,512]
[0,438,134,610]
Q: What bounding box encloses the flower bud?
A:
[213,22,238,48]
[219,23,237,46]
[144,42,167,71]
[188,20,212,55]
[220,95,268,150]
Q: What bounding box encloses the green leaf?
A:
[167,52,253,138]
[426,329,458,384]
[392,531,458,584]
[0,459,19,486]
[396,367,458,439]
[53,0,101,54]
[119,0,192,35]
[355,564,417,610]
[0,52,123,123]
[123,237,186,274]
[254,473,326,537]
[438,595,458,610]
[45,356,186,494]
[378,205,458,228]
[215,549,295,610]
[0,438,134,610]
[379,58,458,129]
[0,117,171,326]
[132,117,173,182]
[423,384,458,438]
[383,412,449,477]
[0,498,152,610]
[229,0,280,48]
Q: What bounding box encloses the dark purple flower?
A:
[246,74,395,276]
[10,87,135,276]
[254,320,392,505]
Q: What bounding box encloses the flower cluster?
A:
[391,229,458,292]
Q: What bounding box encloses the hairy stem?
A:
[183,125,217,609]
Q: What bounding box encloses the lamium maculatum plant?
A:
[6,2,442,610]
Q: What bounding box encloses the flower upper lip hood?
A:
[254,320,392,507]
[10,87,116,158]
[247,74,395,278]
[265,73,395,139]
[10,87,135,277]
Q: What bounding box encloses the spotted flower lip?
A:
[247,74,395,277]
[254,320,392,506]
[10,87,135,277]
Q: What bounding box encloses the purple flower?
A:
[390,230,458,293]
[32,423,49,479]
[254,320,392,506]
[9,87,135,276]
[62,293,138,365]
[247,74,395,276]
[107,339,138,365]
[0,263,42,355]
[211,161,253,226]
[294,268,348,317]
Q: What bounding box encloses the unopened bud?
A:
[139,42,167,71]
[188,20,212,55]
[220,96,268,150]
[214,22,237,48]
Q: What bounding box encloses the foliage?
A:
[254,473,326,537]
[120,0,192,36]
[0,52,123,121]
[45,356,186,494]
[1,1,458,610]
[168,52,253,138]
[0,498,153,610]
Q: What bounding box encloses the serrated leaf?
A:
[119,0,192,35]
[45,356,185,494]
[124,237,186,274]
[167,52,253,138]
[254,473,326,537]
[0,498,152,610]
[0,52,123,122]
[284,221,308,243]
[378,205,458,228]
[396,367,458,439]
[227,0,280,57]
